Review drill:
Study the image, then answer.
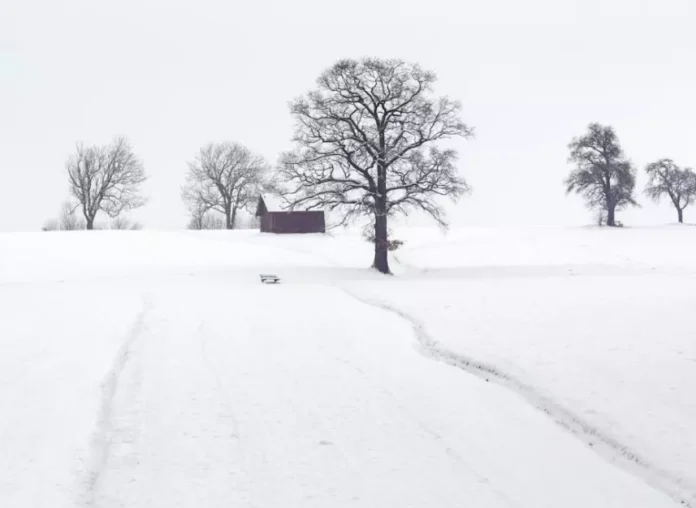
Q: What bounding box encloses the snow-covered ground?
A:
[1,226,694,507]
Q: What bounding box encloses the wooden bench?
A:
[260,274,281,284]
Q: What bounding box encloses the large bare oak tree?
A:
[66,137,147,230]
[565,123,637,227]
[279,58,472,274]
[182,142,269,229]
[645,159,696,223]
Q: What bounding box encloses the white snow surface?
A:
[1,226,694,507]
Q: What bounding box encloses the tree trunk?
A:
[225,206,233,230]
[678,208,684,224]
[604,175,615,227]
[86,218,94,230]
[230,207,238,230]
[372,207,390,274]
[373,151,390,274]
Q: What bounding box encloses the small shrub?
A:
[362,225,404,251]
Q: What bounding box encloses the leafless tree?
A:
[205,214,226,230]
[111,216,143,230]
[190,213,226,230]
[182,142,269,230]
[278,58,472,274]
[183,193,211,230]
[565,123,637,227]
[59,201,85,231]
[66,137,147,230]
[187,217,202,230]
[42,202,84,231]
[645,159,696,223]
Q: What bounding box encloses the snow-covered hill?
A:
[1,226,694,507]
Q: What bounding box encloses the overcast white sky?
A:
[1,0,695,231]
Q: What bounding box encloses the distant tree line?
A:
[565,123,696,226]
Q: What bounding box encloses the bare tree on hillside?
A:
[66,137,147,230]
[182,188,226,230]
[182,142,269,230]
[42,202,84,231]
[186,211,226,230]
[278,58,472,274]
[204,214,226,230]
[183,191,211,230]
[111,216,143,230]
[645,159,696,223]
[565,123,637,227]
[59,201,85,230]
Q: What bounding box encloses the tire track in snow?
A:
[197,321,257,508]
[78,297,152,507]
[311,334,519,508]
[340,287,694,507]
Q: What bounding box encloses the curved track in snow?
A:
[340,286,695,507]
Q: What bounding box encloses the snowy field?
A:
[1,226,694,507]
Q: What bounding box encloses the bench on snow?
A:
[260,274,281,284]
